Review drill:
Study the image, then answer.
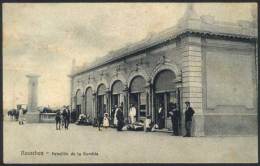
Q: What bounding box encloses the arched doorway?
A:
[129,76,147,122]
[111,80,124,114]
[75,89,82,120]
[97,84,107,118]
[85,87,93,119]
[153,69,180,131]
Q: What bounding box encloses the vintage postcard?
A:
[3,2,258,164]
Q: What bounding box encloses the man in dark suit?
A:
[55,111,61,130]
[116,106,124,131]
[62,107,70,130]
[184,101,195,137]
[169,103,180,136]
[97,110,103,131]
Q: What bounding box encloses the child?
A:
[145,116,152,132]
[103,113,109,129]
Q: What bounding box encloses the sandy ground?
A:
[3,119,258,164]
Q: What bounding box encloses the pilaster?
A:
[181,35,205,136]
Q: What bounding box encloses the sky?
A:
[3,3,256,110]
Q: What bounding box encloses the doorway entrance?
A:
[153,69,181,133]
[75,89,82,120]
[97,84,107,118]
[76,104,81,120]
[111,80,124,116]
[85,87,93,119]
[129,76,147,122]
[129,92,146,122]
[155,92,179,129]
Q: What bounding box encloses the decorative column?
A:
[106,89,111,115]
[123,85,129,121]
[72,96,76,110]
[181,35,204,136]
[175,78,183,135]
[143,81,151,132]
[25,74,40,123]
[145,80,152,116]
[92,92,97,120]
[69,76,74,112]
[150,84,155,123]
[26,75,40,112]
[81,94,86,115]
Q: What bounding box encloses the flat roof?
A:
[71,8,257,78]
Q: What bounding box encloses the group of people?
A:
[56,101,195,137]
[55,106,70,130]
[157,101,194,137]
[97,104,125,131]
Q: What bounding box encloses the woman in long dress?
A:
[113,105,118,127]
[157,104,164,129]
[116,106,124,131]
[18,106,24,125]
[103,113,109,128]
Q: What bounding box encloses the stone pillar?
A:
[25,74,40,123]
[123,86,129,121]
[144,81,152,132]
[93,92,97,120]
[145,81,152,116]
[72,96,76,110]
[81,94,85,114]
[26,75,39,112]
[106,90,111,115]
[150,84,155,123]
[181,35,204,136]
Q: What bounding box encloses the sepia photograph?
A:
[2,2,258,164]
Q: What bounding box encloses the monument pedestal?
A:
[25,112,40,123]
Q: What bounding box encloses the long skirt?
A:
[117,120,124,131]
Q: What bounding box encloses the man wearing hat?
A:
[184,101,195,137]
[116,106,124,131]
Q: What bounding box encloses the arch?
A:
[97,83,107,96]
[85,87,93,117]
[73,86,83,96]
[84,84,95,95]
[109,74,127,90]
[151,62,180,84]
[127,68,149,88]
[75,89,82,97]
[129,75,146,93]
[75,89,83,105]
[154,69,176,92]
[111,80,124,94]
[85,86,93,96]
[96,79,109,92]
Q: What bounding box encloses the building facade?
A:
[70,5,258,136]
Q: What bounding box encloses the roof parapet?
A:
[71,4,257,77]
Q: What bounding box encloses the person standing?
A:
[157,104,164,129]
[18,105,24,125]
[103,113,109,128]
[97,110,103,131]
[111,106,115,126]
[129,104,136,124]
[113,105,118,127]
[169,103,180,136]
[55,111,61,130]
[63,107,70,130]
[184,101,195,137]
[60,109,64,129]
[67,106,71,129]
[116,106,124,131]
